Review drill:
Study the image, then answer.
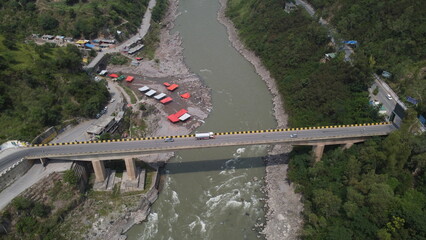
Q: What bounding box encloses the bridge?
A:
[1,122,395,182]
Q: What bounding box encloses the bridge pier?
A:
[312,144,325,162]
[124,158,137,181]
[92,160,106,182]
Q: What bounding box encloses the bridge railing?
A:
[28,122,392,148]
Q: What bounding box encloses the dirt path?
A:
[217,0,303,239]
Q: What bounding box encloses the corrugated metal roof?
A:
[179,113,191,121]
[138,86,150,92]
[145,90,157,97]
[154,93,166,100]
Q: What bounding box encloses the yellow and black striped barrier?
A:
[28,122,391,147]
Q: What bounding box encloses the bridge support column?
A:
[124,158,137,181]
[92,160,106,182]
[313,144,325,162]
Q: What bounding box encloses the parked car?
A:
[96,113,101,119]
[290,134,298,138]
[164,138,174,142]
[110,98,115,103]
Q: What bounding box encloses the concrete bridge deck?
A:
[22,122,394,160]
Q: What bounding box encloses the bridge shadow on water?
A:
[159,153,291,175]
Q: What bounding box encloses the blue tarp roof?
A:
[406,96,418,105]
[85,43,95,48]
[419,115,426,125]
[342,40,358,45]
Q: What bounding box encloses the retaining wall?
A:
[0,159,34,192]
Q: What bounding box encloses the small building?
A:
[382,71,392,79]
[179,113,191,121]
[125,76,134,82]
[86,116,116,136]
[75,39,89,45]
[138,86,150,92]
[325,53,337,60]
[285,2,297,13]
[64,37,74,42]
[160,97,173,104]
[145,89,157,97]
[41,35,54,40]
[128,44,144,55]
[101,39,116,44]
[154,93,166,100]
[31,34,40,38]
[167,84,179,91]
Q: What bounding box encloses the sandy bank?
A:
[217,0,303,239]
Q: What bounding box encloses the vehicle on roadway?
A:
[386,94,393,100]
[290,134,298,138]
[195,132,215,140]
[164,138,174,142]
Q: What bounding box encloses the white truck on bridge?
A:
[195,132,215,140]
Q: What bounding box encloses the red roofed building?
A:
[109,73,119,78]
[174,109,188,118]
[160,97,173,104]
[167,114,179,123]
[125,76,134,82]
[180,93,190,99]
[163,82,171,87]
[167,84,179,91]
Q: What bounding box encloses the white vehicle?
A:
[195,132,215,140]
[290,134,298,138]
[110,98,115,103]
[386,94,393,100]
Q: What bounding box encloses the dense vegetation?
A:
[0,175,82,240]
[0,0,149,40]
[306,0,426,116]
[226,0,426,239]
[227,0,381,127]
[0,36,108,142]
[288,116,426,239]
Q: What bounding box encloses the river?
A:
[126,0,276,239]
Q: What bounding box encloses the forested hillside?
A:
[226,0,426,239]
[288,117,426,239]
[0,0,149,40]
[0,37,108,143]
[226,0,380,127]
[306,0,426,116]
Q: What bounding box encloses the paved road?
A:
[0,124,395,162]
[85,0,157,69]
[370,74,399,116]
[0,161,72,210]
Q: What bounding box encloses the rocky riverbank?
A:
[217,0,303,239]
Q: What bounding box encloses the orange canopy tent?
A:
[109,73,119,78]
[160,97,173,104]
[180,93,190,99]
[125,76,134,82]
[167,84,179,91]
[167,114,179,123]
[174,109,188,118]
